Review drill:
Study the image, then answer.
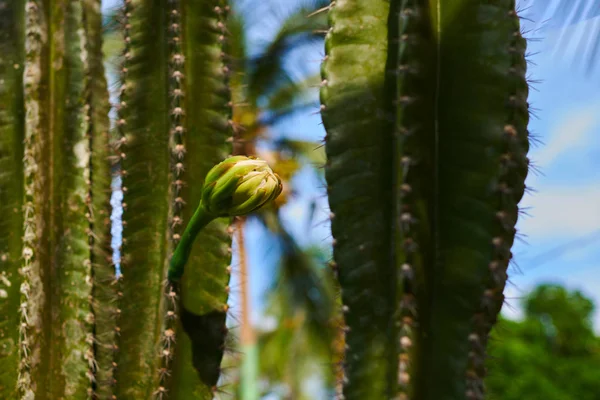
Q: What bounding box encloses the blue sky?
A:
[102,0,600,330]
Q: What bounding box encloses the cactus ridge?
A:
[154,0,187,396]
[57,1,97,397]
[0,0,25,398]
[321,0,398,397]
[19,1,48,397]
[80,4,99,397]
[111,0,177,396]
[167,1,235,397]
[387,1,434,398]
[322,1,530,399]
[83,0,117,393]
[463,7,530,400]
[103,0,134,396]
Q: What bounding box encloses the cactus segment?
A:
[322,1,529,399]
[408,3,529,399]
[321,0,398,397]
[0,1,111,398]
[18,0,51,396]
[49,1,97,396]
[167,1,234,397]
[0,1,25,398]
[113,0,172,397]
[155,0,188,394]
[81,0,114,396]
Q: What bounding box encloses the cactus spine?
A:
[321,1,530,399]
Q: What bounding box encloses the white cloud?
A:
[532,103,600,168]
[518,185,600,237]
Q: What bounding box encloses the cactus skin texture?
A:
[112,0,173,397]
[82,0,114,397]
[321,1,530,399]
[0,1,25,398]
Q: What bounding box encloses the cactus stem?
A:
[155,0,187,393]
[77,1,98,397]
[102,0,135,395]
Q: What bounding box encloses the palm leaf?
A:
[541,0,600,73]
[243,0,329,103]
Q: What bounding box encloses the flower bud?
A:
[201,156,282,217]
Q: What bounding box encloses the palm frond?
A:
[245,0,329,103]
[539,0,600,74]
[272,138,326,168]
[257,210,336,345]
[256,73,321,128]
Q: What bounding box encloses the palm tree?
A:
[221,1,336,398]
[536,0,600,74]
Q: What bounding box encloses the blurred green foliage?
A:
[487,284,600,400]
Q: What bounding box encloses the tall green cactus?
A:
[321,1,530,399]
[1,0,236,398]
[0,0,111,398]
[1,0,537,398]
[109,0,234,398]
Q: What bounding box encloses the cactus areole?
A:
[169,156,282,282]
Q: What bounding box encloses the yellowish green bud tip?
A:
[201,155,283,217]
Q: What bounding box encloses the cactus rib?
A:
[112,0,173,397]
[168,1,234,397]
[0,0,25,398]
[19,0,49,396]
[155,0,187,394]
[81,0,113,396]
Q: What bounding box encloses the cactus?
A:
[107,0,239,398]
[0,0,242,398]
[0,0,111,398]
[320,1,530,399]
[1,0,538,398]
[1,0,329,397]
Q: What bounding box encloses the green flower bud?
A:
[201,156,282,217]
